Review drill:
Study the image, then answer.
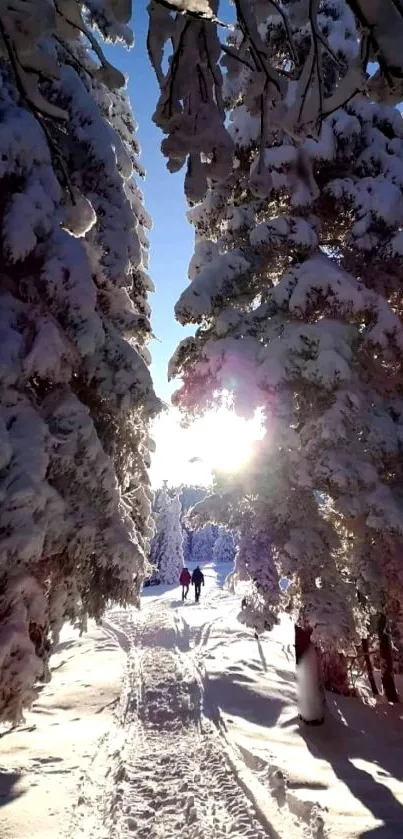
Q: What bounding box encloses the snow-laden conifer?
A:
[0,0,159,722]
[171,0,403,704]
[146,0,403,195]
[151,488,184,584]
[191,524,216,566]
[212,528,235,564]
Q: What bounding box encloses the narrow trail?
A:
[71,571,403,839]
[101,608,273,839]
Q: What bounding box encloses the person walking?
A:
[191,566,204,603]
[179,567,191,601]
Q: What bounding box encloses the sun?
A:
[188,408,263,474]
[150,407,264,488]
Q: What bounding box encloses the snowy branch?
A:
[148,0,369,194]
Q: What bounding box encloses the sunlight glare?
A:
[190,408,263,474]
[150,407,264,488]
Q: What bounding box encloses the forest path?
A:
[102,607,273,839]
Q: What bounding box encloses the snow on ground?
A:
[183,566,403,839]
[2,563,403,839]
[101,562,403,839]
[0,622,125,839]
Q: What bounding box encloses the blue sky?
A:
[106,5,194,405]
[104,6,260,487]
[105,3,235,405]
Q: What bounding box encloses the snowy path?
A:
[6,565,401,839]
[101,607,272,839]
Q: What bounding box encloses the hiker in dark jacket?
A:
[191,566,204,603]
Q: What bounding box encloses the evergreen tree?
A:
[2,0,403,724]
[150,487,184,584]
[212,528,236,564]
[191,524,217,565]
[172,0,403,708]
[148,0,403,202]
[0,0,159,722]
[182,529,192,566]
[179,484,209,513]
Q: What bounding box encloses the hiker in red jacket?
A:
[179,567,191,601]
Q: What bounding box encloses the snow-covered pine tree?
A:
[182,528,192,566]
[147,0,403,200]
[212,528,235,564]
[155,483,202,562]
[171,0,403,710]
[179,484,208,512]
[2,0,402,725]
[150,487,184,584]
[165,492,186,582]
[191,523,217,566]
[149,485,167,582]
[147,0,403,203]
[0,1,159,722]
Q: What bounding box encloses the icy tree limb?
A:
[148,0,367,194]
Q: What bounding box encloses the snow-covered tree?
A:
[150,487,184,583]
[212,528,235,564]
[182,528,192,566]
[147,0,403,202]
[191,523,217,566]
[2,0,403,725]
[0,1,159,722]
[149,486,167,580]
[153,483,218,568]
[171,0,403,710]
[179,484,208,513]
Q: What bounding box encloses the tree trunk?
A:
[295,624,325,725]
[361,637,378,697]
[378,613,399,703]
[295,624,312,665]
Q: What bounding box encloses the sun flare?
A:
[188,409,263,474]
[150,407,264,488]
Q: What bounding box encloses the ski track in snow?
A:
[101,606,272,839]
